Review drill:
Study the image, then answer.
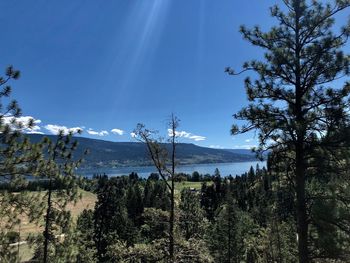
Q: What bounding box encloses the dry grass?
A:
[66,189,97,219]
[16,189,97,237]
[1,189,96,262]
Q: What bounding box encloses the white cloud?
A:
[174,130,191,137]
[232,144,257,150]
[130,132,137,138]
[44,124,83,135]
[167,129,206,142]
[245,139,251,143]
[189,135,206,141]
[3,115,43,134]
[209,145,225,149]
[87,128,109,136]
[26,129,44,135]
[111,128,124,136]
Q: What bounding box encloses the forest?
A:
[1,0,350,262]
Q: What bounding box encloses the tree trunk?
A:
[228,205,232,263]
[43,179,52,263]
[169,117,176,262]
[294,1,308,259]
[295,143,308,263]
[169,179,175,262]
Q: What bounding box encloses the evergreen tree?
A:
[33,131,85,263]
[126,181,144,227]
[0,66,47,261]
[200,182,219,221]
[76,209,96,263]
[143,178,171,210]
[140,207,169,242]
[179,189,207,240]
[93,177,134,262]
[201,177,224,221]
[143,178,154,208]
[191,171,200,182]
[207,192,250,263]
[227,1,350,261]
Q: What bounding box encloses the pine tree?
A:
[200,182,220,221]
[34,131,85,263]
[227,1,350,261]
[0,66,46,261]
[179,188,207,240]
[126,182,144,227]
[207,192,245,263]
[76,209,96,263]
[93,177,134,262]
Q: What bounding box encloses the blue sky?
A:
[0,1,348,149]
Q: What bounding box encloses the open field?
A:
[174,181,204,193]
[17,189,97,236]
[4,189,97,262]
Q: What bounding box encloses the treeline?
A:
[0,178,70,192]
[4,157,350,262]
[46,168,273,262]
[36,155,348,262]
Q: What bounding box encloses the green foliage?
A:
[75,209,97,263]
[179,188,207,240]
[174,238,214,263]
[207,194,256,262]
[32,131,85,262]
[107,239,168,262]
[227,0,350,261]
[200,180,223,221]
[33,220,79,263]
[0,66,47,261]
[126,181,144,227]
[143,178,171,211]
[94,176,135,262]
[107,238,214,263]
[140,208,169,242]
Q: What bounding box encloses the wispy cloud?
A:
[130,132,137,138]
[209,145,225,149]
[44,124,83,135]
[111,128,124,136]
[167,129,206,142]
[87,128,108,136]
[3,115,43,134]
[189,135,206,141]
[232,144,257,150]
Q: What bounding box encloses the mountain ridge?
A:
[26,134,258,169]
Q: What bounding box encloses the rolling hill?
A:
[26,134,257,168]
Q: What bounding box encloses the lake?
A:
[78,161,266,178]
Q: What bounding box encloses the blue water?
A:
[78,161,266,178]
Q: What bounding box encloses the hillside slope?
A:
[27,134,257,168]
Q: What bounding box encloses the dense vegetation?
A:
[4,160,350,262]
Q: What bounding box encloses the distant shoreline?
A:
[77,160,267,178]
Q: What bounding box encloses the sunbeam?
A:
[109,0,171,106]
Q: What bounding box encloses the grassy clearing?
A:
[68,188,97,219]
[17,189,97,236]
[174,181,208,194]
[6,189,97,262]
[19,243,34,262]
